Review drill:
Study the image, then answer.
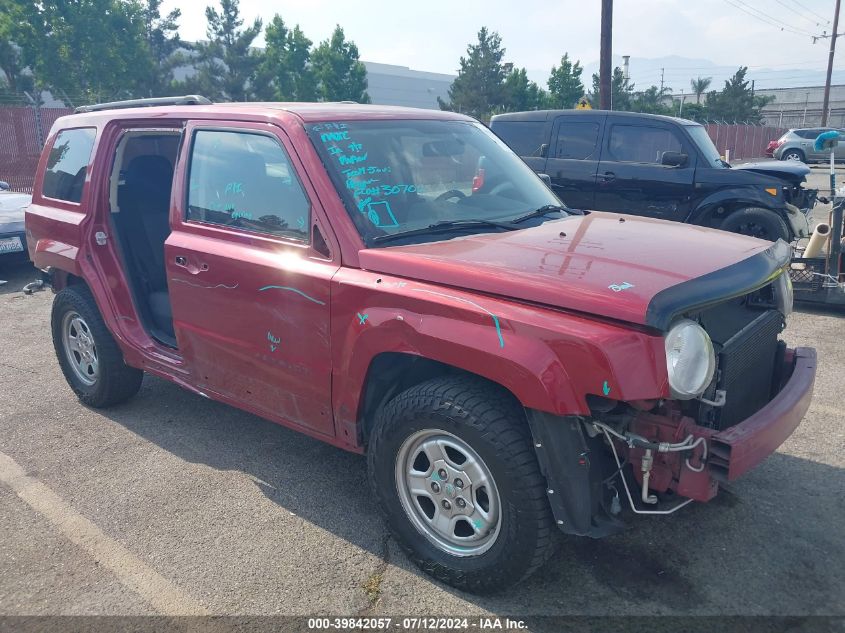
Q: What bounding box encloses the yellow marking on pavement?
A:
[0,451,209,616]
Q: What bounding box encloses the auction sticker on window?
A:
[0,236,23,254]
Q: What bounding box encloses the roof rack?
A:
[74,95,212,114]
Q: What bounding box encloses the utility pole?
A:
[599,0,613,110]
[821,0,841,127]
[660,68,665,93]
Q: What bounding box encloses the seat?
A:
[116,155,175,337]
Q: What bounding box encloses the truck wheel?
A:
[367,376,556,593]
[720,207,791,242]
[781,149,804,162]
[51,286,143,408]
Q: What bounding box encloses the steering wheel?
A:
[436,189,467,202]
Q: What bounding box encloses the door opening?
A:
[109,130,181,347]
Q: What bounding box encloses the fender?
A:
[330,268,668,450]
[686,186,789,227]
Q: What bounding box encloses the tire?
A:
[51,285,143,408]
[720,207,791,242]
[367,375,556,593]
[781,149,805,162]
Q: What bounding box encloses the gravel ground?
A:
[0,165,843,627]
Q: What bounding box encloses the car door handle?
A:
[599,171,616,182]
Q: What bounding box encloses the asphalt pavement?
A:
[0,166,843,625]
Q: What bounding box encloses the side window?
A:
[186,130,310,240]
[554,121,600,159]
[607,124,683,164]
[42,128,96,203]
[492,121,546,157]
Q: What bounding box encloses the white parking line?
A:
[0,451,209,616]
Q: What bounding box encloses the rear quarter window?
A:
[41,128,96,203]
[491,121,546,157]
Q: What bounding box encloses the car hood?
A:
[358,212,788,329]
[733,161,810,183]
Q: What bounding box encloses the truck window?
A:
[492,121,546,157]
[41,127,96,203]
[186,130,310,241]
[606,124,682,164]
[554,122,600,159]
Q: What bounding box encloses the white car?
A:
[0,182,31,260]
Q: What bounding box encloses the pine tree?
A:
[311,25,369,103]
[138,0,183,97]
[503,67,547,111]
[439,27,507,119]
[547,53,584,109]
[193,0,262,101]
[705,67,772,122]
[254,16,315,101]
[589,67,633,111]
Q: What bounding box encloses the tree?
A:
[547,53,584,109]
[255,16,315,101]
[192,0,262,101]
[705,67,773,122]
[311,25,369,103]
[20,0,149,105]
[503,67,546,111]
[138,0,184,97]
[439,27,507,119]
[589,67,633,111]
[690,76,711,104]
[630,85,673,115]
[0,0,33,94]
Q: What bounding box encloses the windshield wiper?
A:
[371,219,518,245]
[510,204,570,224]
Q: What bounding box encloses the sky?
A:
[161,0,843,92]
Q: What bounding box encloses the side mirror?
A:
[661,151,688,167]
[537,173,552,187]
[0,181,9,191]
[538,143,548,158]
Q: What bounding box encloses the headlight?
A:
[664,319,716,400]
[774,270,793,319]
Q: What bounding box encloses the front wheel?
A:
[720,207,791,242]
[367,376,556,593]
[51,286,143,407]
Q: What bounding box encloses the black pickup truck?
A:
[490,110,816,242]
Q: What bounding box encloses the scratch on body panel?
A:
[412,288,505,349]
[170,278,239,290]
[258,285,326,306]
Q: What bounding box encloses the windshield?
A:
[685,124,724,167]
[306,119,563,246]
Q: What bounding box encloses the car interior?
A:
[109,130,181,347]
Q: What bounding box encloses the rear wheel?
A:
[720,207,791,242]
[52,286,143,407]
[367,376,556,593]
[781,149,805,162]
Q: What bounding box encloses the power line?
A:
[721,0,817,37]
[773,0,826,26]
[787,0,831,24]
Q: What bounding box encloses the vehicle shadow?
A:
[0,259,38,296]
[97,375,845,618]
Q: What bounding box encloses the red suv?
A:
[26,97,816,593]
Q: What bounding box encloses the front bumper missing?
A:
[626,347,816,503]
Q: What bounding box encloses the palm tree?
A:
[690,76,712,104]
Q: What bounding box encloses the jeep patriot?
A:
[25,97,816,593]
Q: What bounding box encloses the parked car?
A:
[0,182,31,260]
[772,127,845,163]
[26,97,815,593]
[490,110,815,242]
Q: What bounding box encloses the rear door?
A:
[165,120,340,437]
[593,118,696,221]
[544,114,605,209]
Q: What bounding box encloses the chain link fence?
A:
[1,104,73,193]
